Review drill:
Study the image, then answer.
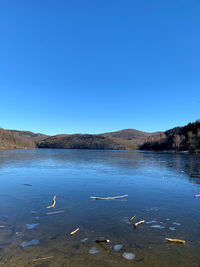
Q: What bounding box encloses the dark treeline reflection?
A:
[0,149,200,183]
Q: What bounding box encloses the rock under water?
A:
[122,252,135,260]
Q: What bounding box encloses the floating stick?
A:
[32,256,54,262]
[90,195,128,200]
[194,194,200,198]
[96,241,110,252]
[165,238,185,245]
[129,215,135,224]
[134,220,145,228]
[95,239,110,243]
[46,210,64,215]
[70,228,80,236]
[46,195,56,208]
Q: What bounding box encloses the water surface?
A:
[0,149,200,266]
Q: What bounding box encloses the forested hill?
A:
[0,128,35,149]
[140,121,200,152]
[37,129,156,150]
[1,122,200,151]
[9,130,49,143]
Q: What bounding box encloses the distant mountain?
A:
[9,130,49,143]
[2,122,200,152]
[140,121,200,152]
[0,128,35,149]
[103,129,159,149]
[38,134,124,149]
[37,129,157,150]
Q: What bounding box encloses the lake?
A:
[0,149,200,266]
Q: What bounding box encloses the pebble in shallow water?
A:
[21,239,40,247]
[113,244,123,251]
[89,247,99,254]
[26,223,39,230]
[151,225,165,229]
[122,252,135,260]
[81,238,88,243]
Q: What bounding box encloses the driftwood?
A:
[128,216,144,228]
[129,215,135,223]
[32,256,54,262]
[194,194,200,198]
[165,238,185,245]
[46,210,64,215]
[70,228,80,236]
[95,239,110,243]
[90,195,128,200]
[96,241,110,252]
[46,195,56,209]
[134,220,145,228]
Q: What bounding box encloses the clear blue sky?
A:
[0,0,199,135]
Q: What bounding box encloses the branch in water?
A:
[90,195,128,200]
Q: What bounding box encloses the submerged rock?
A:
[26,223,39,230]
[21,239,40,247]
[113,244,123,251]
[89,247,99,254]
[81,238,88,243]
[122,252,135,260]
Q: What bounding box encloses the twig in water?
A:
[129,215,135,224]
[134,220,145,228]
[32,256,54,262]
[96,241,110,252]
[165,238,185,245]
[46,210,64,215]
[46,195,56,208]
[70,228,80,236]
[95,239,110,243]
[90,195,128,200]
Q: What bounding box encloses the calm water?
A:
[0,149,200,266]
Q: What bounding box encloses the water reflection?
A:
[0,149,200,266]
[0,149,200,183]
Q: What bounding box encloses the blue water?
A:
[0,149,200,266]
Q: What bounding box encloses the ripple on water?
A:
[113,244,123,251]
[26,223,39,230]
[122,252,135,260]
[81,238,88,243]
[173,222,181,226]
[169,226,176,231]
[146,220,157,224]
[151,225,165,229]
[89,247,99,255]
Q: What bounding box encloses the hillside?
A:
[103,129,159,149]
[0,128,35,149]
[37,129,157,150]
[3,122,200,152]
[140,121,200,152]
[9,130,49,142]
[38,134,124,149]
